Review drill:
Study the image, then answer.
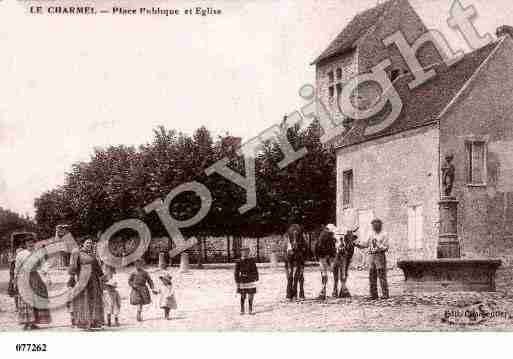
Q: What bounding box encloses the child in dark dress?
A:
[128,259,157,322]
[234,247,259,315]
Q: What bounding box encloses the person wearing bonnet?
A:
[157,273,177,320]
[103,274,121,327]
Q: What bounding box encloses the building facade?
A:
[313,0,513,266]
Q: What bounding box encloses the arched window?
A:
[336,68,342,80]
[390,69,400,82]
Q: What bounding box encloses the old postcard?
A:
[1,0,513,353]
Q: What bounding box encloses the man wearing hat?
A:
[234,246,259,315]
[315,224,337,300]
[355,219,390,300]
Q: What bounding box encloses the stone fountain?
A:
[397,155,501,292]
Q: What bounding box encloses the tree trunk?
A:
[227,236,231,262]
[197,235,204,269]
[203,236,208,264]
[256,237,260,262]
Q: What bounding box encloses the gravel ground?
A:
[2,265,513,332]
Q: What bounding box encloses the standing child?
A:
[128,259,157,322]
[103,276,121,327]
[158,274,177,320]
[234,247,259,315]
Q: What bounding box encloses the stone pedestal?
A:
[179,252,190,273]
[437,196,460,259]
[270,252,279,271]
[158,252,167,269]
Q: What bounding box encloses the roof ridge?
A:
[332,39,500,149]
[437,38,504,119]
[357,0,398,46]
[312,0,409,65]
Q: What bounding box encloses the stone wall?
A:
[440,37,513,264]
[316,50,358,126]
[155,234,295,263]
[336,124,440,265]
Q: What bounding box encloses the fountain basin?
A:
[397,259,502,292]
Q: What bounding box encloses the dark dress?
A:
[234,258,259,294]
[15,250,52,325]
[68,249,105,328]
[129,269,154,305]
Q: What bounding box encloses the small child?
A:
[234,247,259,315]
[157,274,177,320]
[128,259,157,322]
[103,278,121,327]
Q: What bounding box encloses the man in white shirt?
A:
[355,219,389,300]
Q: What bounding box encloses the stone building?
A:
[313,0,513,265]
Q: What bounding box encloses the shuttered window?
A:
[407,205,423,249]
[342,170,353,208]
[466,141,486,185]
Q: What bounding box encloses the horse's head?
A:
[344,229,358,244]
[287,224,304,252]
[339,228,358,253]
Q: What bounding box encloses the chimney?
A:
[496,25,513,38]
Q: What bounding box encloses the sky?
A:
[0,0,512,216]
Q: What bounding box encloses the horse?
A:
[284,224,307,301]
[332,228,358,298]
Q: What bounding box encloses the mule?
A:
[332,229,358,298]
[284,224,307,301]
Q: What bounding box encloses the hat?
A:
[326,224,337,232]
[135,258,145,265]
[159,274,173,285]
[104,279,117,288]
[371,218,383,225]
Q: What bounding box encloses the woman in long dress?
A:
[68,238,105,330]
[15,238,52,330]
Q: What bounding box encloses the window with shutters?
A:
[407,205,423,250]
[329,86,334,99]
[342,170,353,208]
[465,140,487,185]
[328,71,334,83]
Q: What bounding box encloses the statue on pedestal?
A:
[441,154,455,197]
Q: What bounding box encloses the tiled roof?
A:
[334,41,500,149]
[311,0,397,65]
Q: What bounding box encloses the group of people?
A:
[10,234,178,331]
[316,218,390,300]
[233,218,391,317]
[7,218,391,330]
[283,218,390,303]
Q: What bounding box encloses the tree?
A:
[0,207,37,251]
[33,121,337,261]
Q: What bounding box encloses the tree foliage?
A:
[0,207,37,251]
[34,121,336,240]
